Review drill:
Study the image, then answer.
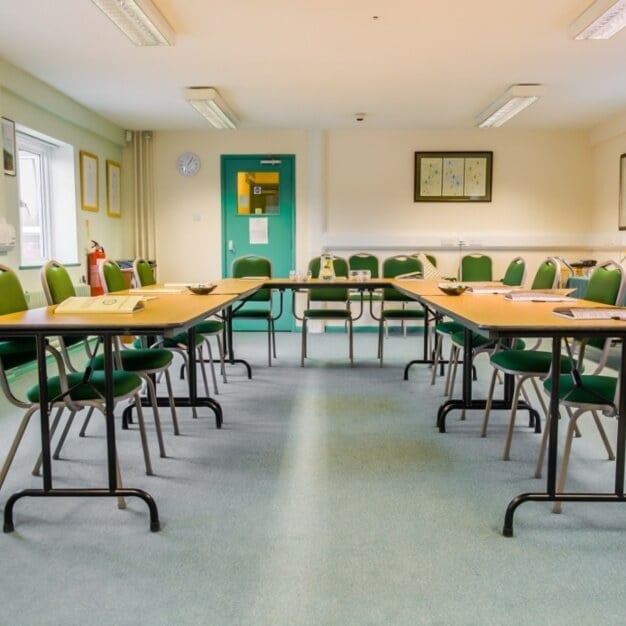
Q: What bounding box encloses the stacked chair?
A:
[42,259,177,470]
[299,255,355,366]
[0,263,149,495]
[541,260,626,512]
[133,258,227,393]
[376,255,426,366]
[230,255,281,366]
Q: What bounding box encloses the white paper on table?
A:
[249,217,268,245]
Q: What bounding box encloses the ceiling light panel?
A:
[184,88,238,129]
[476,84,545,128]
[570,0,626,40]
[91,0,175,46]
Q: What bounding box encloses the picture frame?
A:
[79,150,99,212]
[414,151,493,202]
[106,159,121,218]
[2,117,16,176]
[619,154,626,230]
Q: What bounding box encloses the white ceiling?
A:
[1,0,626,132]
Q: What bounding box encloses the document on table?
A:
[552,306,626,320]
[130,287,186,294]
[55,295,145,314]
[504,291,576,302]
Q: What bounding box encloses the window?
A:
[16,129,78,267]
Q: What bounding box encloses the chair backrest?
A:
[530,257,560,290]
[232,255,272,302]
[133,259,156,287]
[308,255,349,302]
[382,255,423,301]
[581,259,626,358]
[41,260,77,304]
[0,264,38,379]
[502,256,526,286]
[584,259,626,306]
[460,254,492,281]
[99,259,128,293]
[348,253,379,278]
[0,264,29,315]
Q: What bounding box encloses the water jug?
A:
[319,253,335,281]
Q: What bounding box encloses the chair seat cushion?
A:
[381,309,425,320]
[231,310,271,320]
[303,309,351,320]
[543,374,617,407]
[434,321,465,336]
[490,350,574,375]
[195,320,224,334]
[91,349,173,372]
[27,370,142,403]
[164,333,205,348]
[0,339,37,370]
[450,331,497,350]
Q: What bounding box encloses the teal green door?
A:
[221,155,295,331]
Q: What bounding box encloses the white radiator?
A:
[25,284,91,308]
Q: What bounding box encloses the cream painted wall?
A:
[151,130,308,283]
[0,61,127,293]
[150,126,598,284]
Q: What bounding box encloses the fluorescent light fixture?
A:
[91,0,175,46]
[184,87,238,129]
[570,0,626,39]
[476,84,545,128]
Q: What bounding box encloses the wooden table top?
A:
[419,293,626,338]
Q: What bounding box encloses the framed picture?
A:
[79,150,99,212]
[2,117,16,176]
[414,151,493,202]
[106,160,121,218]
[620,154,626,230]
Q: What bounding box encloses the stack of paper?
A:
[552,307,626,320]
[504,291,576,302]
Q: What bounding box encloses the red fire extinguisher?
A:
[87,240,106,296]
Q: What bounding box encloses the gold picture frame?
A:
[106,160,121,218]
[80,150,99,212]
[414,151,493,202]
[2,117,16,176]
[619,154,626,230]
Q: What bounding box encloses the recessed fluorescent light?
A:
[570,0,626,40]
[184,88,238,129]
[91,0,175,46]
[476,84,545,128]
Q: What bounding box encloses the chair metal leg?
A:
[301,318,307,367]
[215,334,227,383]
[142,375,166,459]
[205,340,219,394]
[552,409,581,514]
[502,377,525,460]
[591,409,615,460]
[32,407,72,476]
[378,319,385,366]
[267,319,272,366]
[0,406,39,492]
[163,369,180,436]
[349,319,354,365]
[480,368,499,437]
[133,394,153,476]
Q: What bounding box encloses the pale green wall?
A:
[0,60,128,292]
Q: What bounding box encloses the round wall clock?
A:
[176,152,201,177]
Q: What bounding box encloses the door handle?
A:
[228,240,235,254]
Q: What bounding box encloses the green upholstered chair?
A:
[301,255,353,366]
[101,261,209,410]
[132,258,156,287]
[542,259,626,512]
[43,259,178,468]
[431,253,493,384]
[348,253,379,278]
[0,263,149,495]
[231,255,280,366]
[460,254,493,281]
[133,258,226,393]
[501,256,526,286]
[377,255,426,366]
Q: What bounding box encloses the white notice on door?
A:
[249,217,268,244]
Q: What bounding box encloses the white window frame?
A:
[16,128,78,267]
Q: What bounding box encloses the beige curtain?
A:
[131,131,156,260]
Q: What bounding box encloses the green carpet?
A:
[0,331,624,625]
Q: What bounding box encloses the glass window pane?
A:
[237,171,279,215]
